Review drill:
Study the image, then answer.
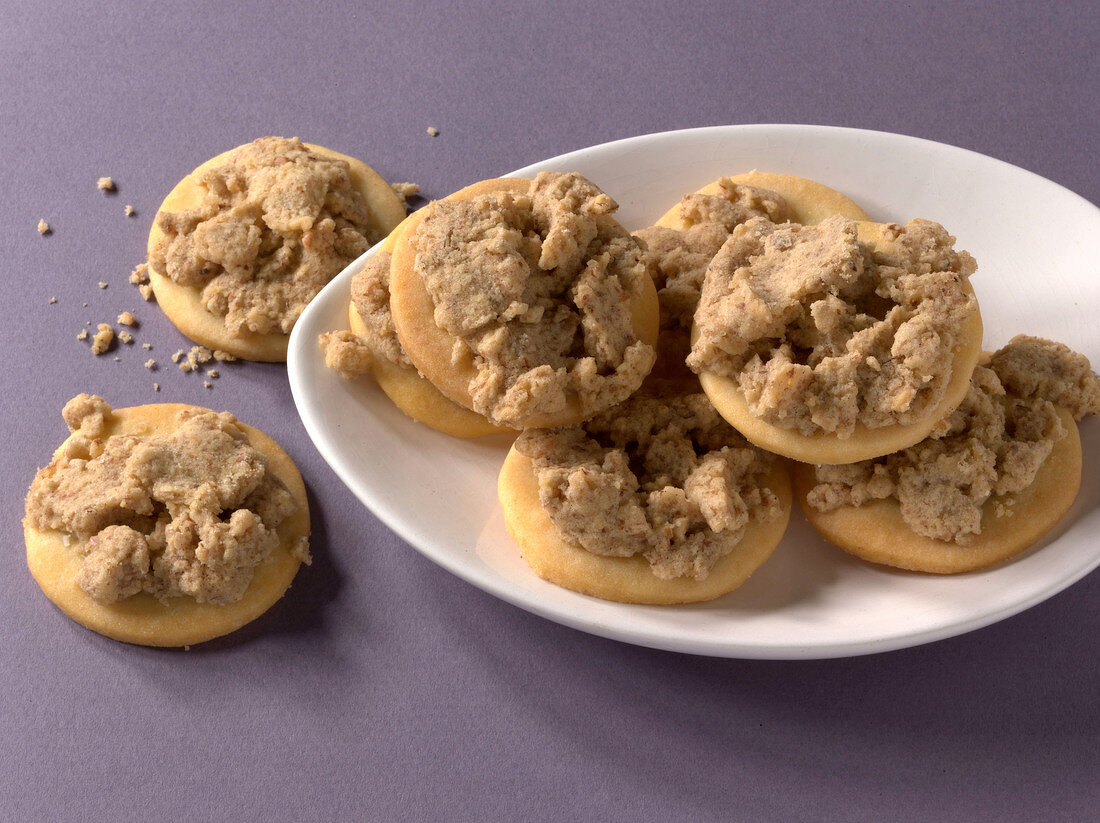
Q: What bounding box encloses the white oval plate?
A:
[288,124,1100,659]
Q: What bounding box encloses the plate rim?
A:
[288,123,1100,660]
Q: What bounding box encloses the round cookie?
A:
[389,177,660,429]
[148,140,406,362]
[792,407,1081,573]
[694,221,984,464]
[656,171,870,229]
[25,403,310,646]
[498,446,792,605]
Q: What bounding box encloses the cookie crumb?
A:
[206,368,219,378]
[113,356,120,362]
[144,358,157,370]
[212,350,236,362]
[204,381,212,389]
[91,324,114,355]
[82,302,88,307]
[97,176,115,191]
[48,297,57,305]
[392,182,420,200]
[77,329,89,341]
[118,330,134,344]
[124,205,135,217]
[37,219,51,235]
[426,126,440,137]
[142,342,153,350]
[117,311,135,326]
[129,264,149,285]
[138,283,154,301]
[179,345,213,372]
[98,281,108,289]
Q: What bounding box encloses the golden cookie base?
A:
[498,445,792,604]
[390,177,660,428]
[792,408,1082,573]
[25,403,310,646]
[147,141,407,362]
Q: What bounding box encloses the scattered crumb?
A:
[204,381,212,389]
[206,369,219,379]
[392,182,420,200]
[129,264,149,285]
[171,349,184,364]
[213,350,236,362]
[82,302,88,307]
[113,356,120,362]
[91,324,114,355]
[144,359,157,370]
[98,281,108,289]
[97,176,115,191]
[179,345,214,372]
[77,329,88,341]
[153,382,160,392]
[48,297,57,305]
[117,311,135,326]
[142,342,153,350]
[37,219,51,235]
[118,330,134,344]
[124,205,135,216]
[139,283,154,301]
[426,126,440,137]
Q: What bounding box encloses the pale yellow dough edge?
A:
[147,141,407,362]
[24,403,311,646]
[695,221,984,464]
[792,408,1082,573]
[389,178,661,429]
[655,170,871,229]
[498,445,793,604]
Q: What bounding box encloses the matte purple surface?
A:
[3,2,1098,820]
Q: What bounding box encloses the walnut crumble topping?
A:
[518,394,782,579]
[148,136,382,337]
[689,216,978,437]
[24,395,308,604]
[805,337,1099,544]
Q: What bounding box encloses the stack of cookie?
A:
[326,169,1099,604]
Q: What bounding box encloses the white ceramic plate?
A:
[288,124,1100,659]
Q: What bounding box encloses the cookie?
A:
[389,174,660,429]
[25,399,310,646]
[691,218,983,464]
[498,394,792,604]
[792,407,1081,572]
[147,137,406,362]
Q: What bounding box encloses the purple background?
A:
[3,2,1098,820]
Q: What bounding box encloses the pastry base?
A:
[25,403,310,646]
[792,408,1081,573]
[498,446,792,604]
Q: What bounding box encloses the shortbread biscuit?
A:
[793,407,1080,572]
[148,137,405,361]
[25,398,310,646]
[390,174,660,429]
[691,218,983,464]
[499,394,792,604]
[795,337,1098,572]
